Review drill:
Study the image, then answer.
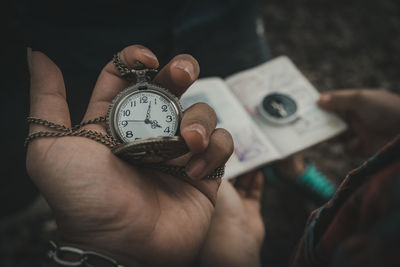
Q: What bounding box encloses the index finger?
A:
[318,89,361,112]
[180,102,218,153]
[153,54,200,97]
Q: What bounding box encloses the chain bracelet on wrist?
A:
[47,240,128,267]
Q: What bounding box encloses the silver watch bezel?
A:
[107,82,183,143]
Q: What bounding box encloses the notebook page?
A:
[226,56,347,158]
[181,77,280,178]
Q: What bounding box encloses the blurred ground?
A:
[1,0,400,266]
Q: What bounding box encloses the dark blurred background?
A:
[1,0,399,266]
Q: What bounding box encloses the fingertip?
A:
[31,51,63,77]
[318,93,332,108]
[180,103,217,153]
[139,48,159,65]
[154,54,199,97]
[172,54,200,77]
[181,123,208,153]
[120,45,159,69]
[169,56,199,94]
[171,59,196,82]
[29,51,65,95]
[29,50,59,74]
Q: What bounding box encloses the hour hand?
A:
[151,120,162,129]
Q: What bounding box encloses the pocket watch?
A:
[107,55,189,164]
[107,76,183,143]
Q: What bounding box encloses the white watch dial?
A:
[115,91,179,142]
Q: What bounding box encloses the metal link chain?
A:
[25,117,224,179]
[26,117,71,132]
[25,117,119,149]
[112,53,157,83]
[72,116,108,131]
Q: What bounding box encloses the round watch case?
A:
[107,82,184,143]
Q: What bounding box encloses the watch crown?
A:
[113,54,158,83]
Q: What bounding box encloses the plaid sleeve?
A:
[291,135,400,267]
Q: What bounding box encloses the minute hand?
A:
[145,101,152,123]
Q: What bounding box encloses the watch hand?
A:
[145,101,151,121]
[124,120,145,122]
[151,120,162,129]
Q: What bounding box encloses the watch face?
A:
[111,89,180,142]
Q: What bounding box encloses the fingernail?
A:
[184,123,207,144]
[140,48,158,61]
[27,47,33,74]
[173,60,195,80]
[186,158,207,180]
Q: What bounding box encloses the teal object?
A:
[263,162,337,202]
[296,164,337,201]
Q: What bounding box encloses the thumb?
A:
[28,48,71,133]
[318,90,360,113]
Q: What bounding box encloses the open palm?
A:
[26,46,233,266]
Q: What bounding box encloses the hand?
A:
[199,172,265,267]
[318,89,400,156]
[26,45,233,266]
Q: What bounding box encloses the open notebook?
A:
[181,56,347,179]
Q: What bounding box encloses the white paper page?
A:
[181,78,281,179]
[226,56,347,158]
